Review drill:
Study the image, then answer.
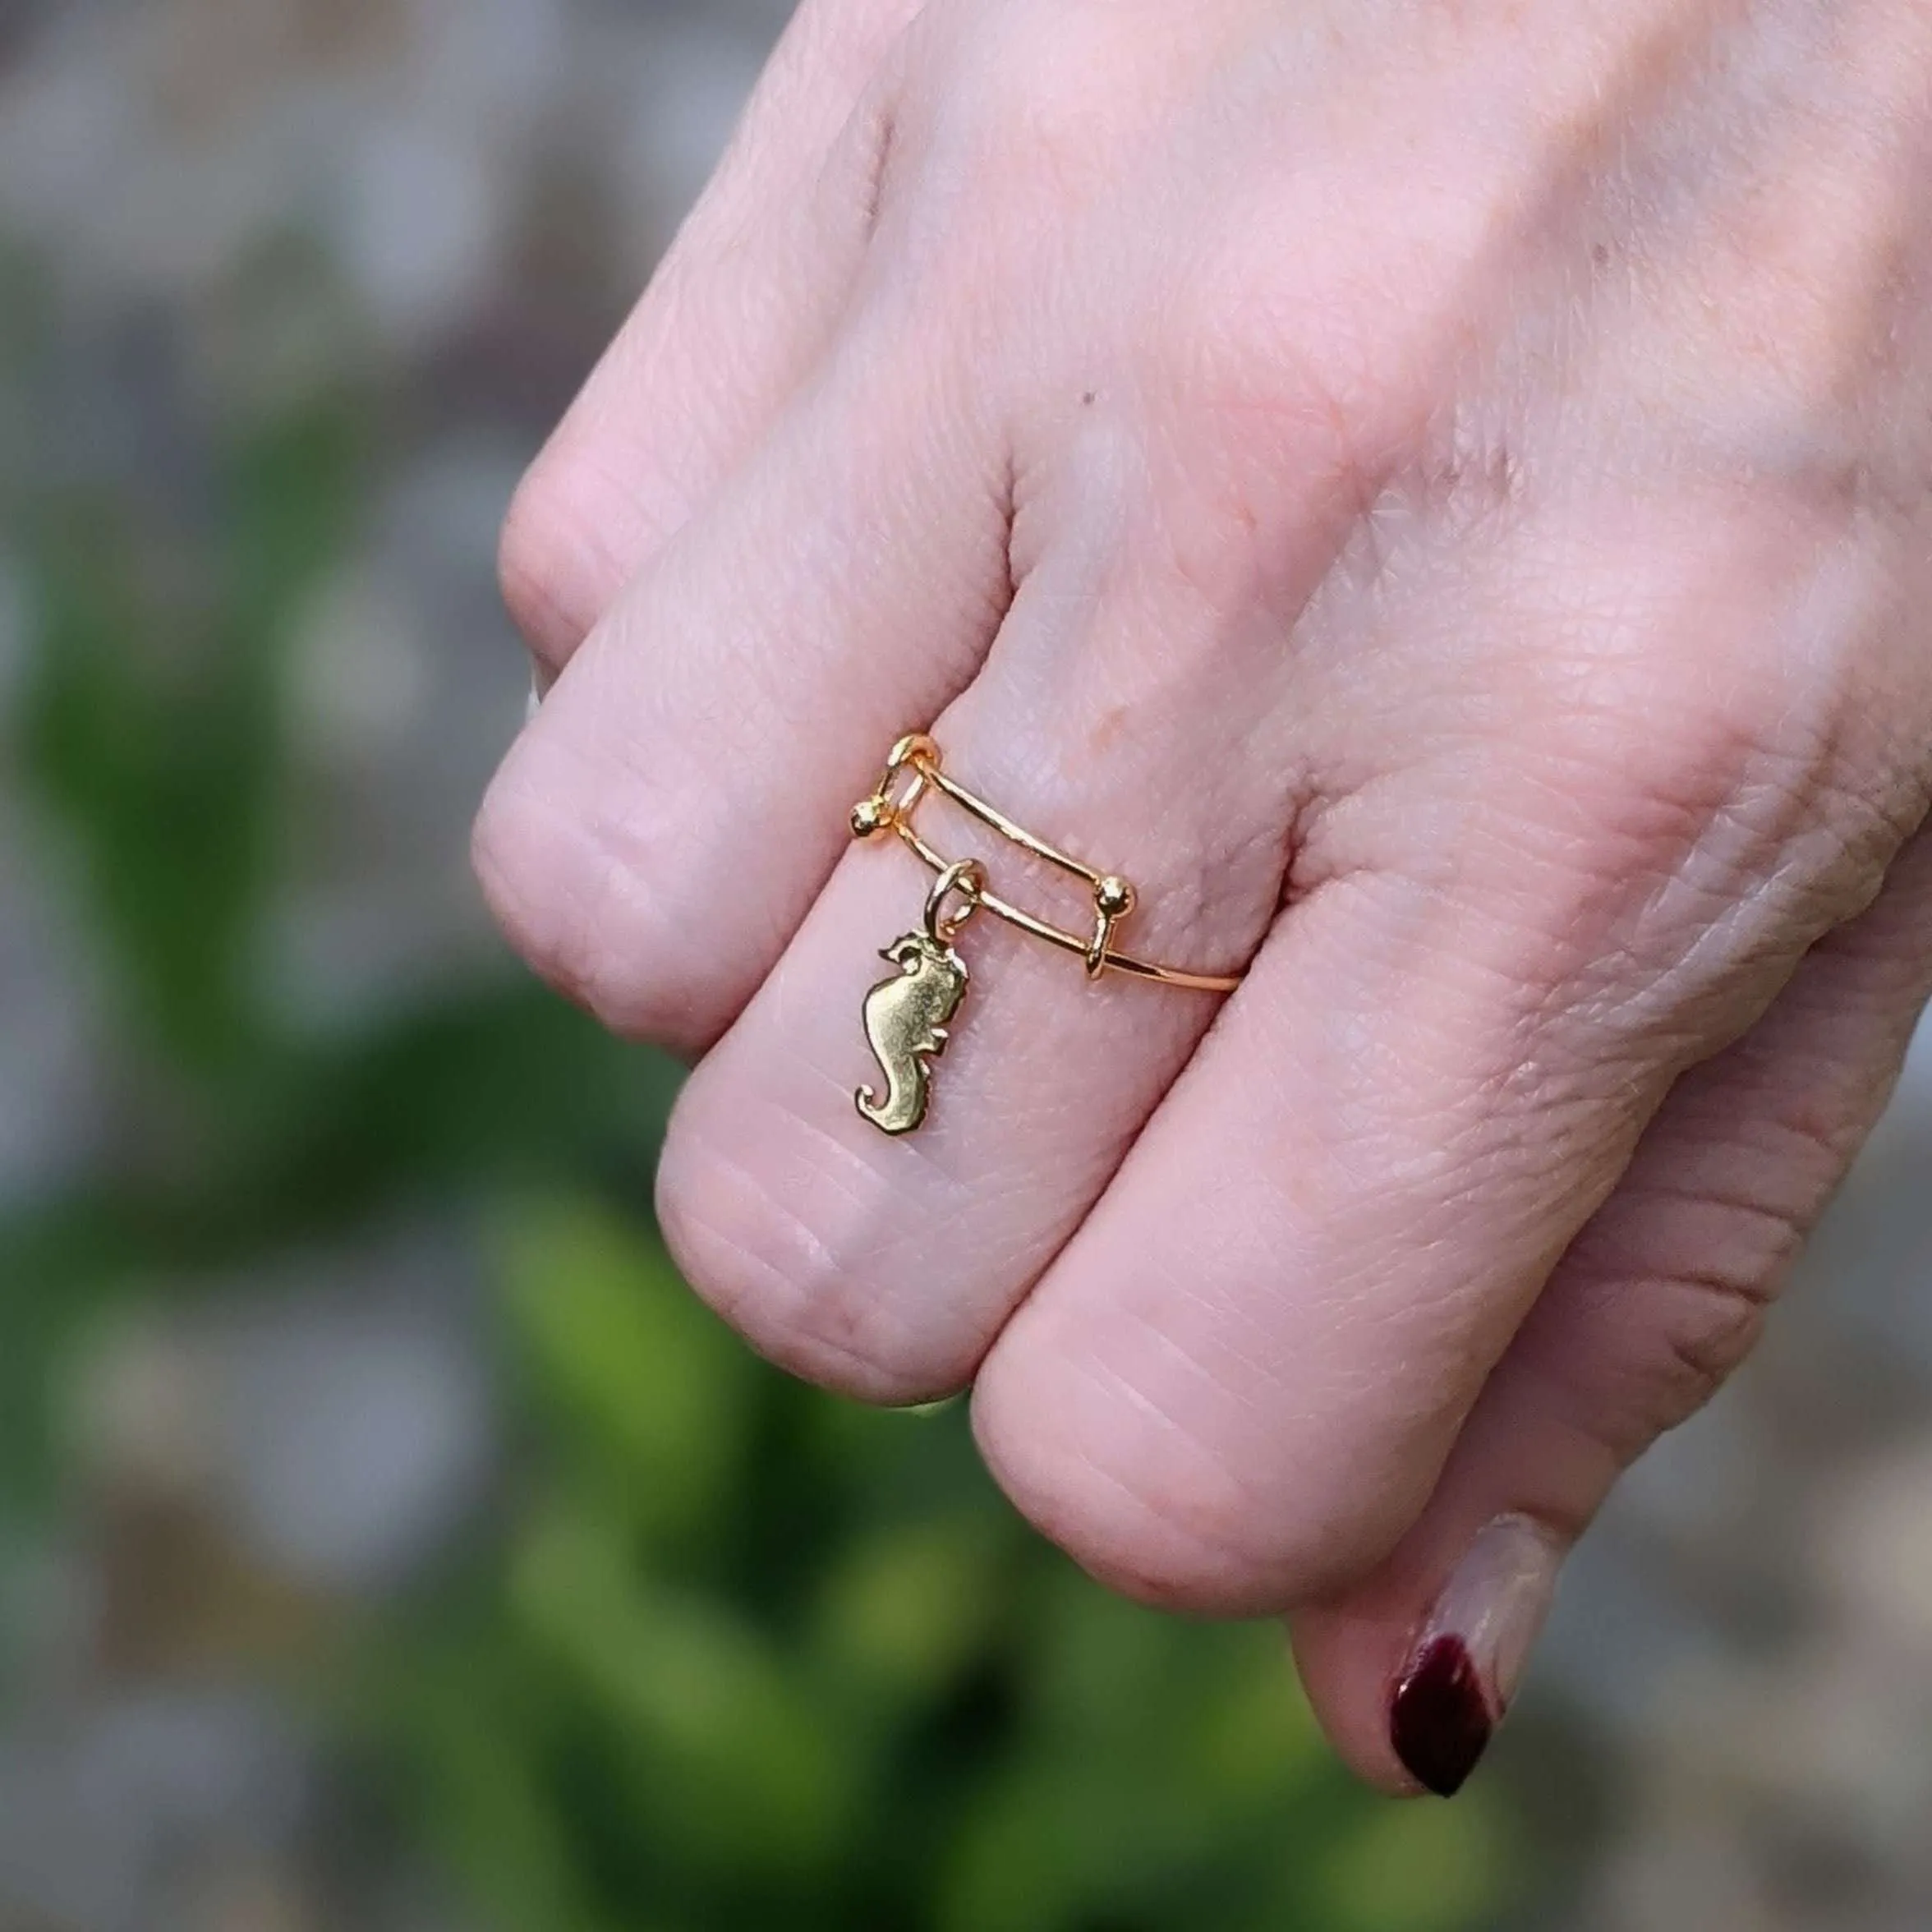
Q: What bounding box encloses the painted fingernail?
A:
[1390,1514,1562,1797]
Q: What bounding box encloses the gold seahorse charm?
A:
[855,932,969,1135]
[854,858,985,1138]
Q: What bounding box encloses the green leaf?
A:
[16,399,363,1070]
[1317,1788,1518,1932]
[509,1499,858,1879]
[496,1198,752,1547]
[810,1511,1006,1701]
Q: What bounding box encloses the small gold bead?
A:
[851,797,889,839]
[1095,875,1137,918]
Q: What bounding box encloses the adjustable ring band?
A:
[851,734,1244,994]
[847,734,1246,1135]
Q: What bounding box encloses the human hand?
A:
[474,0,1932,1796]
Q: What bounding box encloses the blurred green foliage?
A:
[2,341,1519,1926]
[372,1196,1519,1932]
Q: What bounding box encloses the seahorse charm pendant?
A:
[853,856,987,1138]
[855,932,969,1136]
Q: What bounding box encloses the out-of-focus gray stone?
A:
[1801,1021,1932,1376]
[0,1681,476,1932]
[1894,1013,1932,1111]
[261,435,533,1028]
[212,1251,495,1596]
[613,7,783,223]
[0,1689,310,1932]
[69,1229,497,1598]
[1815,1438,1932,1665]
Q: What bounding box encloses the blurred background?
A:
[2,2,1931,1928]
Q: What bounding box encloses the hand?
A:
[474,0,1932,1796]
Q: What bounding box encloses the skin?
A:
[474,0,1932,1795]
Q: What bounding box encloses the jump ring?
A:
[923,858,987,945]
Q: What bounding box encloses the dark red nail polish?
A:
[1390,1633,1494,1797]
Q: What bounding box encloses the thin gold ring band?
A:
[851,735,1244,994]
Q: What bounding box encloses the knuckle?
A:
[1514,497,1914,869]
[656,1116,973,1406]
[1538,641,1788,803]
[471,773,570,984]
[1130,234,1445,602]
[1137,166,1532,484]
[1668,161,1921,518]
[973,1359,1395,1617]
[1647,1270,1774,1428]
[987,1433,1274,1616]
[952,3,1129,146]
[498,454,594,668]
[922,2,1194,233]
[471,775,604,1017]
[499,420,669,674]
[1571,1261,1782,1463]
[1549,1171,1813,1463]
[1478,612,1899,1043]
[471,761,717,1054]
[1125,269,1390,621]
[1143,248,1312,422]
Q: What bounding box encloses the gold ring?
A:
[848,734,1244,1136]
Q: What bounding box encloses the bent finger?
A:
[651,388,1357,1400]
[475,315,1014,1057]
[970,481,1928,1622]
[503,0,924,669]
[1290,822,1932,1796]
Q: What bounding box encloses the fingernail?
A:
[1389,1514,1562,1797]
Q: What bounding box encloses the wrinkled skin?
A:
[475,0,1932,1794]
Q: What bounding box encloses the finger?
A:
[473,318,1014,1057]
[653,390,1375,1401]
[959,0,1932,1625]
[585,0,1722,1396]
[502,0,923,669]
[968,479,1930,1621]
[1290,822,1932,1797]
